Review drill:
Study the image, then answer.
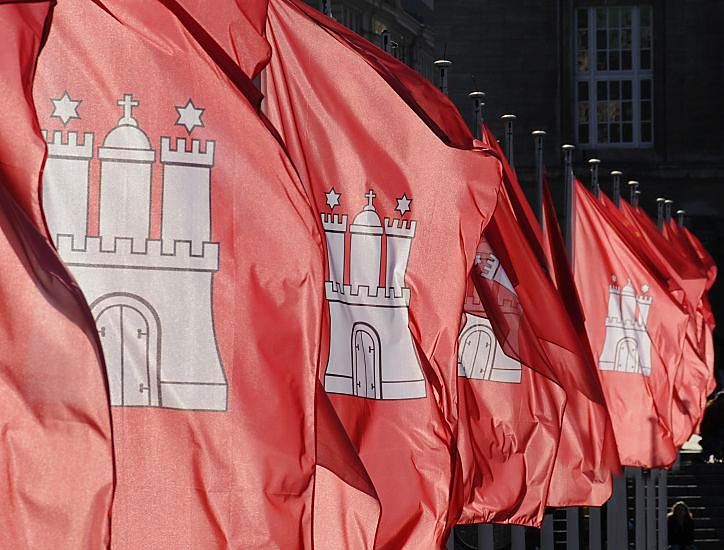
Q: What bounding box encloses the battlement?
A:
[464,294,485,316]
[42,129,94,159]
[636,294,653,305]
[321,213,348,232]
[609,285,622,294]
[55,234,219,272]
[160,137,215,167]
[325,281,410,307]
[384,218,417,238]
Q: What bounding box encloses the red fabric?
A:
[0,7,114,546]
[456,229,565,527]
[573,181,686,468]
[32,1,333,546]
[0,181,114,548]
[615,203,713,443]
[541,183,619,507]
[264,0,501,546]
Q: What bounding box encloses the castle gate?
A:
[93,294,160,407]
[614,337,640,373]
[459,325,495,380]
[352,323,381,399]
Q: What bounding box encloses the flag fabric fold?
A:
[264,0,501,545]
[573,181,686,468]
[30,0,340,546]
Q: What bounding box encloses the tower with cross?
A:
[322,190,425,401]
[43,92,227,411]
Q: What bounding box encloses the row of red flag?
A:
[0,1,716,548]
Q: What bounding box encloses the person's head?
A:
[671,501,691,522]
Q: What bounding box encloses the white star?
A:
[50,92,81,126]
[396,194,412,216]
[325,188,341,209]
[175,99,204,134]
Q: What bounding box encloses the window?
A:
[575,6,653,147]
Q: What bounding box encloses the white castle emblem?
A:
[322,190,426,400]
[457,240,522,384]
[598,276,653,376]
[41,93,227,411]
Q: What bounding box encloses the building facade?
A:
[305,0,435,80]
[436,1,724,386]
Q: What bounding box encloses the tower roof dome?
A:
[353,190,382,227]
[103,124,152,150]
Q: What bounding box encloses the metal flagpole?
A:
[628,181,640,207]
[501,114,517,169]
[433,59,453,96]
[633,189,641,208]
[656,198,665,230]
[562,143,582,550]
[635,468,646,550]
[607,473,629,549]
[562,144,575,259]
[611,170,623,206]
[677,209,686,227]
[658,469,668,549]
[320,0,332,16]
[589,158,601,197]
[628,180,639,204]
[469,92,486,140]
[532,130,546,223]
[646,470,656,550]
[664,200,673,223]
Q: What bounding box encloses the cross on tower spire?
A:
[117,93,140,127]
[364,189,377,210]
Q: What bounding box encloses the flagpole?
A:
[634,189,641,208]
[469,92,486,140]
[664,199,673,223]
[628,181,640,207]
[646,469,656,550]
[677,209,686,227]
[501,114,516,169]
[532,130,546,223]
[434,59,452,95]
[382,30,391,53]
[562,144,575,259]
[320,0,332,17]
[657,469,668,549]
[611,170,623,206]
[656,198,665,230]
[589,158,601,197]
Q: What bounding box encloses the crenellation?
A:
[384,217,417,237]
[42,129,94,158]
[160,136,215,166]
[321,213,348,232]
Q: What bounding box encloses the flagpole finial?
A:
[610,171,623,206]
[468,92,486,139]
[433,59,453,96]
[589,159,601,197]
[656,197,666,229]
[664,199,674,222]
[676,209,686,227]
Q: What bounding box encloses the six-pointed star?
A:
[50,92,81,126]
[175,99,205,133]
[396,194,412,216]
[325,188,341,209]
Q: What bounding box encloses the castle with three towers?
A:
[42,93,227,411]
[322,191,426,400]
[598,277,653,375]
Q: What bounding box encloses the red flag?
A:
[31,1,340,546]
[615,202,714,442]
[573,181,687,467]
[263,0,501,546]
[0,6,114,546]
[541,183,619,507]
[456,229,566,527]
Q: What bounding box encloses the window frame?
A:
[575,6,654,149]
